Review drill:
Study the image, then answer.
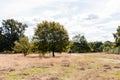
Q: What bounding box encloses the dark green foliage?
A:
[33,21,69,57]
[106,26,120,54]
[89,41,103,52]
[70,42,81,53]
[113,26,120,47]
[103,41,113,52]
[70,34,91,53]
[0,19,28,51]
[107,26,120,54]
[0,33,5,52]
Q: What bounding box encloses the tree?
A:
[70,34,91,53]
[108,26,120,54]
[89,41,103,52]
[103,41,113,52]
[113,26,120,47]
[13,36,30,56]
[0,27,7,52]
[33,21,69,57]
[0,19,28,51]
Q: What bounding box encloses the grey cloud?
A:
[97,13,120,24]
[84,14,99,20]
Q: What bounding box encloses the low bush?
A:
[107,46,120,54]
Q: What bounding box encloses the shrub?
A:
[107,46,120,54]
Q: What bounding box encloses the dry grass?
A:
[0,53,120,80]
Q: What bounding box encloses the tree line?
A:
[0,19,120,57]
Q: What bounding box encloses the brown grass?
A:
[0,53,120,80]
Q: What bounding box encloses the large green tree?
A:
[113,26,120,47]
[0,19,28,51]
[33,21,69,57]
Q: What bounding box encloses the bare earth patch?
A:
[0,53,120,80]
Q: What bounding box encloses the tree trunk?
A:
[52,42,55,57]
[52,49,55,57]
[24,53,27,56]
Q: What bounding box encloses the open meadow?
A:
[0,53,120,80]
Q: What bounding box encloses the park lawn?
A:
[0,53,120,80]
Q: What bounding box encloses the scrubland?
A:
[0,53,120,80]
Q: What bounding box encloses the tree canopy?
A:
[102,41,113,52]
[0,19,28,51]
[70,34,91,53]
[13,36,30,56]
[0,19,119,55]
[33,21,69,57]
[113,26,120,47]
[89,41,103,52]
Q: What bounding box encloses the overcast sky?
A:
[0,0,120,42]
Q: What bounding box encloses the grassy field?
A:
[0,53,120,80]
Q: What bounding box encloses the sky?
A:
[0,0,120,42]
